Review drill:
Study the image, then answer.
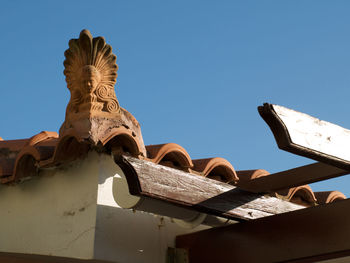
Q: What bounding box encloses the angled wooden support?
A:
[115,156,304,221]
[239,162,348,193]
[259,103,350,170]
[176,199,350,263]
[252,103,350,191]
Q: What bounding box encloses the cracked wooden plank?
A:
[116,155,304,221]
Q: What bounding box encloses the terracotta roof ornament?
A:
[60,30,146,157]
[0,29,345,212]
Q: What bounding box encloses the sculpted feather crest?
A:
[63,29,120,116]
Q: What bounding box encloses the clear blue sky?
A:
[1,1,350,195]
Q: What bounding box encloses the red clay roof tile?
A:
[192,157,238,183]
[276,185,317,206]
[0,139,30,155]
[236,169,270,188]
[314,191,346,204]
[146,143,193,170]
[0,158,15,178]
[27,131,58,146]
[102,127,145,157]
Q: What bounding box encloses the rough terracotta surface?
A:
[192,157,238,183]
[314,191,346,204]
[275,185,317,206]
[59,29,146,156]
[146,143,193,170]
[236,169,270,185]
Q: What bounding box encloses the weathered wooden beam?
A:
[259,103,350,170]
[239,161,349,193]
[116,155,304,221]
[176,199,350,263]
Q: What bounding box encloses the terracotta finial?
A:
[62,29,120,120]
[59,30,146,156]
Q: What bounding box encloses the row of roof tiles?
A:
[0,130,346,206]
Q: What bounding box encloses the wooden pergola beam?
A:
[116,156,304,221]
[259,103,350,170]
[176,199,350,263]
[240,161,348,193]
[247,103,350,192]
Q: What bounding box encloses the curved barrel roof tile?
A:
[98,126,146,158]
[146,143,193,170]
[236,169,270,188]
[0,130,345,208]
[192,157,238,183]
[314,191,346,204]
[27,131,59,146]
[276,185,317,206]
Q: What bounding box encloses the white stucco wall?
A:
[0,152,209,263]
[0,152,99,259]
[94,153,209,263]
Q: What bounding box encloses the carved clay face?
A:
[81,65,101,92]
